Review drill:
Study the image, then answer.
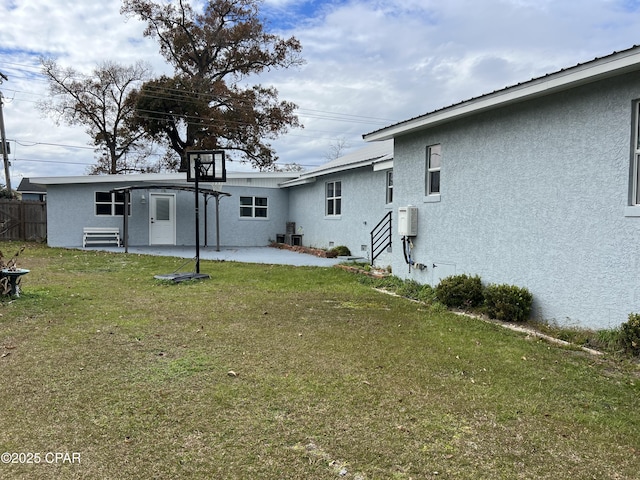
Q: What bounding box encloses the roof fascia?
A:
[279,177,317,187]
[30,171,297,186]
[280,162,372,188]
[31,173,184,185]
[373,159,393,171]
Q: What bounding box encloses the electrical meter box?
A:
[398,206,418,236]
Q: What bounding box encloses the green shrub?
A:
[359,276,435,303]
[620,313,640,356]
[0,188,16,199]
[396,279,422,300]
[484,283,533,322]
[589,329,623,353]
[328,245,351,257]
[358,274,402,290]
[396,279,435,302]
[435,274,484,308]
[417,284,437,304]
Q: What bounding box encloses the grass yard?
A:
[0,243,639,479]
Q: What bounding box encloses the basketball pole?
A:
[194,155,201,274]
[187,150,225,275]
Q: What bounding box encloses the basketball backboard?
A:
[186,150,226,182]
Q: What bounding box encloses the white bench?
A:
[83,227,121,247]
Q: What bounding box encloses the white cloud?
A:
[2,0,640,180]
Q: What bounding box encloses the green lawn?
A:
[1,243,639,479]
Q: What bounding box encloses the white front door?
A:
[149,193,176,245]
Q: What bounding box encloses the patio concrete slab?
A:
[80,245,345,267]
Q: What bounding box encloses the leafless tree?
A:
[39,59,156,174]
[324,137,350,161]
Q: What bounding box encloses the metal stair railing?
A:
[370,211,392,265]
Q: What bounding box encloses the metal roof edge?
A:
[30,171,297,185]
[280,159,382,188]
[279,176,317,187]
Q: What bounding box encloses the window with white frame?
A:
[326,180,342,216]
[386,171,393,204]
[240,196,268,218]
[633,102,640,205]
[426,144,441,196]
[95,191,130,216]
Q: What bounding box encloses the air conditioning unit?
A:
[398,206,418,236]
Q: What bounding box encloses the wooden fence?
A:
[0,200,47,241]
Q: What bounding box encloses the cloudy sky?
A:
[1,0,640,184]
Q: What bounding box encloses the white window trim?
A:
[326,180,342,216]
[426,144,441,196]
[385,171,393,205]
[632,102,640,208]
[95,191,130,216]
[239,196,268,219]
[624,206,640,217]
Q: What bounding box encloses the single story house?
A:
[31,140,394,262]
[16,177,46,201]
[33,171,296,249]
[280,140,394,266]
[33,45,640,329]
[364,45,640,330]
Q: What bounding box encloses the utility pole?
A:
[0,71,11,194]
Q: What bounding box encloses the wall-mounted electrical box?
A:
[398,206,418,236]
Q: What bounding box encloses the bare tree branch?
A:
[39,59,158,174]
[122,0,305,171]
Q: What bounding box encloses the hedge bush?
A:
[395,279,436,303]
[396,279,423,300]
[620,313,640,356]
[484,283,533,322]
[435,274,484,308]
[327,245,351,257]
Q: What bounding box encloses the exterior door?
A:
[149,193,176,245]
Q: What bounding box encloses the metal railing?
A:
[370,211,392,265]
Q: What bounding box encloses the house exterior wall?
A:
[287,166,393,265]
[391,71,640,329]
[45,181,290,248]
[20,193,45,201]
[46,183,130,247]
[212,185,289,246]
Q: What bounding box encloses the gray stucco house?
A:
[281,140,393,265]
[364,45,640,330]
[34,172,296,249]
[32,45,640,329]
[31,140,394,261]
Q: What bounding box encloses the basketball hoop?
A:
[186,150,226,275]
[187,150,226,183]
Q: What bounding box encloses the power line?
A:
[9,157,93,166]
[12,139,95,150]
[1,63,396,128]
[0,64,395,170]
